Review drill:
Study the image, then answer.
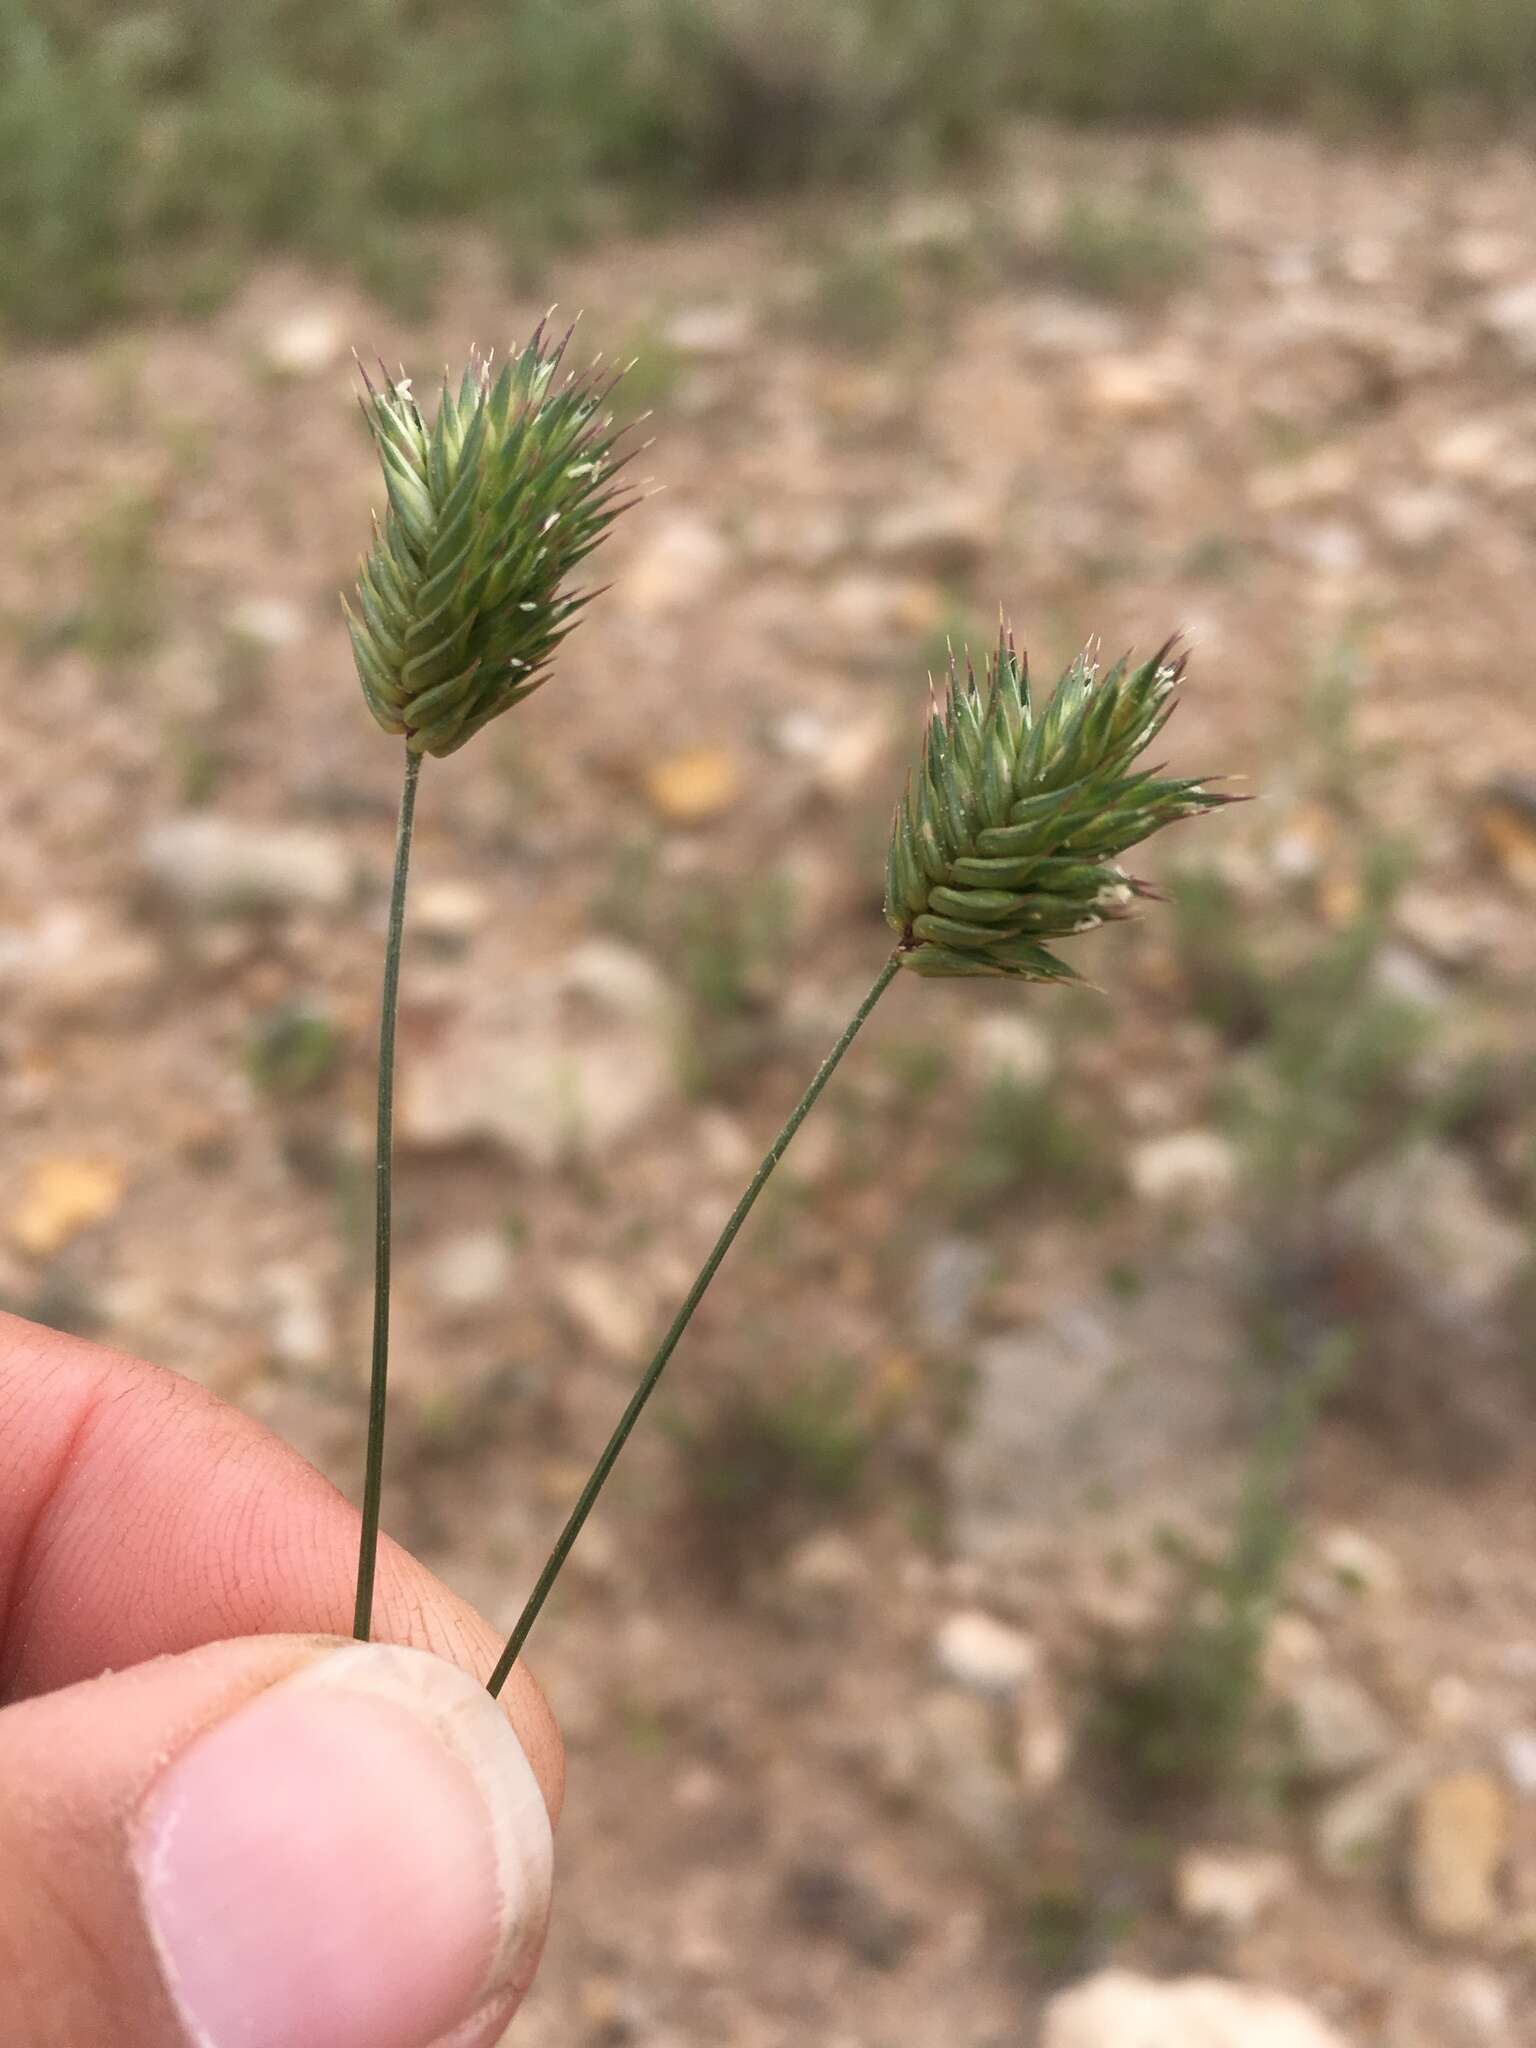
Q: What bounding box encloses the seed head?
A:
[345,322,636,756]
[886,625,1234,980]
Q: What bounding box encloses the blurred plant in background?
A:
[7,0,1536,336]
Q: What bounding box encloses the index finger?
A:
[0,1311,562,1818]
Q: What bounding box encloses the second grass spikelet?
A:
[886,626,1233,980]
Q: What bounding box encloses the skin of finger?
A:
[0,1637,335,2046]
[0,1638,556,2047]
[0,1312,562,1822]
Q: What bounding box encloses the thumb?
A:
[0,1635,554,2048]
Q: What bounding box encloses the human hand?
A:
[0,1309,561,2048]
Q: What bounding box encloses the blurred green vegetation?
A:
[1093,1356,1336,1806]
[5,0,1536,338]
[244,1001,344,1098]
[665,1352,877,1586]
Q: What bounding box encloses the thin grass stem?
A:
[353,745,423,1640]
[487,952,902,1696]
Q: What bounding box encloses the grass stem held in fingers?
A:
[487,951,903,1695]
[343,330,636,1637]
[353,745,421,1640]
[488,620,1238,1692]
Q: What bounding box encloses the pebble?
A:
[1285,519,1367,579]
[1081,353,1190,421]
[9,1156,126,1258]
[1480,280,1536,365]
[1284,1667,1395,1783]
[1262,1611,1328,1687]
[1329,1142,1527,1321]
[226,596,306,650]
[1396,885,1503,968]
[809,713,890,802]
[1041,1970,1350,2048]
[1438,1966,1513,2045]
[1175,1848,1295,1933]
[1451,230,1521,285]
[262,310,344,376]
[1263,243,1317,293]
[423,1228,515,1314]
[141,816,352,912]
[259,1261,332,1368]
[1249,445,1361,513]
[782,1530,870,1603]
[1339,233,1395,287]
[1409,1772,1508,1939]
[665,302,755,358]
[695,1108,756,1179]
[743,505,849,571]
[624,515,731,618]
[902,1689,1021,1856]
[1128,1129,1240,1211]
[412,880,492,949]
[932,1610,1039,1700]
[1015,1663,1072,1795]
[914,1237,990,1346]
[1370,942,1449,1013]
[1428,417,1509,483]
[555,1260,651,1361]
[401,940,679,1167]
[1313,1755,1425,1875]
[963,1012,1054,1091]
[823,570,942,640]
[1311,1525,1405,1606]
[643,745,743,824]
[1013,292,1129,359]
[0,904,161,1022]
[868,494,991,579]
[1498,1727,1536,1796]
[563,939,675,1022]
[949,1276,1243,1551]
[1373,485,1466,556]
[885,194,974,252]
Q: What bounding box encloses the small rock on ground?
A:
[1175,1848,1295,1933]
[624,515,731,618]
[1312,1755,1425,1876]
[1409,1772,1508,1939]
[226,595,306,649]
[262,309,344,376]
[666,302,755,358]
[141,816,352,912]
[1129,1129,1240,1211]
[1041,1970,1351,2048]
[0,904,160,1021]
[868,494,991,578]
[1480,280,1536,365]
[423,1228,515,1314]
[897,1690,1021,1858]
[401,940,679,1168]
[914,1237,990,1346]
[555,1259,651,1361]
[932,1610,1038,1700]
[1283,1667,1395,1783]
[1329,1142,1527,1321]
[782,1530,869,1603]
[963,1012,1054,1091]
